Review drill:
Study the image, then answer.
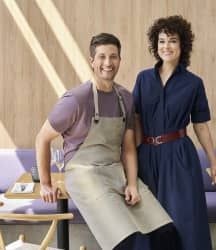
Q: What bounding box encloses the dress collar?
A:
[153,61,186,78]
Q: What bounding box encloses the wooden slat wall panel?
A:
[0,0,215,148]
[166,0,216,146]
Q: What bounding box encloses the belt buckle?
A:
[146,136,163,146]
[155,136,162,146]
[147,137,155,144]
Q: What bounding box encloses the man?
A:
[36,33,178,250]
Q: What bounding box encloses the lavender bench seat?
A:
[198,148,216,222]
[0,149,84,224]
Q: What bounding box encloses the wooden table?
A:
[5,172,70,250]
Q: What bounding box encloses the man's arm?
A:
[35,119,60,202]
[121,128,140,205]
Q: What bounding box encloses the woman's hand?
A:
[124,185,141,206]
[193,123,216,184]
[40,184,61,203]
[210,163,216,185]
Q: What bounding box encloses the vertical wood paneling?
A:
[166,0,216,146]
[0,0,215,148]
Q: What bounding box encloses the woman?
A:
[133,15,215,250]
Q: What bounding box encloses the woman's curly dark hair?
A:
[147,15,194,67]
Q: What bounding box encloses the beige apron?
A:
[65,83,172,250]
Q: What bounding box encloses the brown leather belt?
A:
[143,128,186,146]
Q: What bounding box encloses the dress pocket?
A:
[175,142,193,175]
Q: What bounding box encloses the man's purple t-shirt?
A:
[48,81,134,163]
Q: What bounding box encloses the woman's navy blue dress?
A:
[133,64,212,250]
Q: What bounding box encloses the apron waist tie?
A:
[143,128,187,146]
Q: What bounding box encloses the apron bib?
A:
[65,83,172,250]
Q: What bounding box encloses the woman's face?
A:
[157,32,181,64]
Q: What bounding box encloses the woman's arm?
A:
[193,122,216,183]
[121,129,140,205]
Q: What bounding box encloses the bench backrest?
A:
[0,149,36,192]
[1,148,215,193]
[197,148,216,192]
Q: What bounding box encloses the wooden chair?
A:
[0,213,87,250]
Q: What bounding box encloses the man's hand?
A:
[124,185,141,206]
[40,184,61,203]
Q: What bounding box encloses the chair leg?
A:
[0,230,5,249]
[18,234,25,242]
[80,246,87,250]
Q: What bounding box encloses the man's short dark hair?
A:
[90,33,121,58]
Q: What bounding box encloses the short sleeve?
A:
[132,73,141,114]
[48,92,79,133]
[191,80,211,123]
[125,101,135,130]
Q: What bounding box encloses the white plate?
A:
[11,182,35,194]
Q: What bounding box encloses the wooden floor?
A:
[210,223,216,250]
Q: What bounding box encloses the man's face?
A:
[90,44,121,82]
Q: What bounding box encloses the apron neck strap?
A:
[92,83,100,122]
[92,83,126,122]
[113,85,126,122]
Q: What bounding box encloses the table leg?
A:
[57,199,69,250]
